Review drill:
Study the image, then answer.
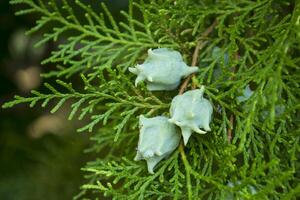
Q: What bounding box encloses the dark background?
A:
[0,0,127,199]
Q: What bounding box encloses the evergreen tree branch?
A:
[5,0,300,199]
[2,73,169,135]
[176,19,218,199]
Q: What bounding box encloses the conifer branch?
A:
[5,0,300,199]
[177,19,218,199]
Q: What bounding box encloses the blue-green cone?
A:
[135,115,181,174]
[129,48,199,91]
[169,86,213,145]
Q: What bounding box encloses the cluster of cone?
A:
[130,48,213,173]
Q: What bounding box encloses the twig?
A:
[227,115,234,142]
[201,19,218,38]
[227,52,239,143]
[177,20,217,200]
[179,20,218,94]
[179,41,207,93]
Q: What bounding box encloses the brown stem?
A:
[179,20,218,94]
[227,52,239,143]
[201,20,218,38]
[227,115,234,142]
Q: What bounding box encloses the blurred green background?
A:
[0,1,127,199]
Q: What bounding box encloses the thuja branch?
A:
[7,0,300,199]
[177,20,217,200]
[2,80,169,135]
[3,90,167,110]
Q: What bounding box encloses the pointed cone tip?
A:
[183,66,199,77]
[146,159,157,174]
[193,126,207,134]
[128,67,137,74]
[175,121,183,126]
[204,125,211,132]
[189,66,199,73]
[168,118,175,123]
[134,153,142,161]
[182,129,192,146]
[147,48,153,56]
[147,76,153,82]
[199,85,205,93]
[183,135,189,145]
[135,76,145,86]
[136,64,143,71]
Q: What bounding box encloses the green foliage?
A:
[4,0,300,199]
